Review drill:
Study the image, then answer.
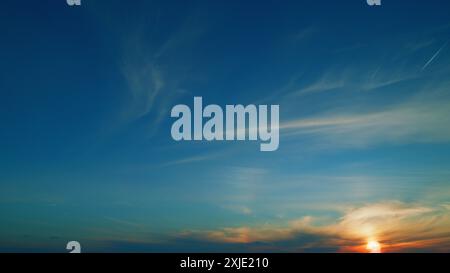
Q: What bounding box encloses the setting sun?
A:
[366,241,381,253]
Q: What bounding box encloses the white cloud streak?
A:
[422,42,447,71]
[280,85,450,147]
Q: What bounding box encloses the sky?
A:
[1,0,450,253]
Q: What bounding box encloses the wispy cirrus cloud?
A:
[285,66,417,99]
[119,15,204,130]
[288,71,346,97]
[280,82,450,148]
[121,60,165,121]
[159,153,223,167]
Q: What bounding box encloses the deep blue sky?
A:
[1,0,450,252]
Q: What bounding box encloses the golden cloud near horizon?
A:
[180,201,450,253]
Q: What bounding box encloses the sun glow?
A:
[366,240,381,253]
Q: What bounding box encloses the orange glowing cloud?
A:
[180,201,450,253]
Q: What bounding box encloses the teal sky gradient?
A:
[1,0,450,252]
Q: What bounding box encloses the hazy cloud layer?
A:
[178,201,450,253]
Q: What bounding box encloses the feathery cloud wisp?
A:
[280,86,450,147]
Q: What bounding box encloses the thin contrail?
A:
[421,42,447,71]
